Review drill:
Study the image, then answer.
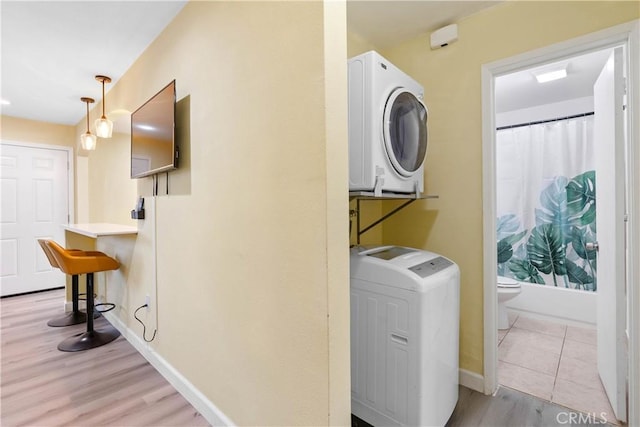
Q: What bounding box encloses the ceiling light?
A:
[534,68,567,83]
[80,97,97,151]
[94,75,113,138]
[1,99,10,105]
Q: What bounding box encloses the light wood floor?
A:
[1,289,209,427]
[353,386,614,427]
[3,289,614,427]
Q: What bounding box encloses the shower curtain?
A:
[496,115,597,291]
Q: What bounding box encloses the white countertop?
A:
[63,223,138,238]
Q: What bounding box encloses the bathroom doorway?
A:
[493,48,617,421]
[481,22,640,426]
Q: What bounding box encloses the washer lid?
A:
[366,246,417,260]
[383,88,428,177]
[497,276,520,288]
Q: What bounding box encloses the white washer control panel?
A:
[409,256,453,278]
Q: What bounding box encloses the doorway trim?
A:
[481,20,639,424]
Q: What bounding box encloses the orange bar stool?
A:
[37,240,101,327]
[45,240,121,352]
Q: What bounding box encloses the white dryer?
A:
[348,51,428,195]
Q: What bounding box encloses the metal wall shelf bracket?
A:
[349,190,439,244]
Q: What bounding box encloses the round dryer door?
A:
[383,89,428,177]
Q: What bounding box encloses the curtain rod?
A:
[496,111,594,131]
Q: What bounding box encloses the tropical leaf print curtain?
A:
[496,115,597,291]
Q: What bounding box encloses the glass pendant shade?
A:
[81,132,97,150]
[95,116,113,138]
[80,97,97,151]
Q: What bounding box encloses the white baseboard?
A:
[459,368,484,393]
[101,309,235,426]
[94,307,486,423]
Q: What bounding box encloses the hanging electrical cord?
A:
[152,174,159,196]
[134,304,157,342]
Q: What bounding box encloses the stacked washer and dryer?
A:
[348,51,460,427]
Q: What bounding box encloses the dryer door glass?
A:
[383,90,428,176]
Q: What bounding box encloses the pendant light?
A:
[94,75,113,138]
[80,97,97,150]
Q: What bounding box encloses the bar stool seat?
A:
[37,240,101,327]
[45,240,121,352]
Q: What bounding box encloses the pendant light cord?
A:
[101,80,106,118]
[85,101,90,132]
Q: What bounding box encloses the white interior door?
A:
[594,47,627,423]
[0,143,69,296]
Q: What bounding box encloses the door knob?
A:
[586,242,599,251]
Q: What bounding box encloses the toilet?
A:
[497,276,521,330]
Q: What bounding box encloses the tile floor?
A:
[498,313,618,425]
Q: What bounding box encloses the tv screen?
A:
[131,80,177,179]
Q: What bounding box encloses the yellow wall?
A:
[77,1,349,425]
[377,2,639,375]
[348,30,378,56]
[324,2,351,421]
[1,115,75,147]
[87,130,137,225]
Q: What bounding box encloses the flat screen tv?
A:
[131,80,177,179]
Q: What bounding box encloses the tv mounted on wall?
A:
[131,80,178,179]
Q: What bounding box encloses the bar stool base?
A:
[57,325,121,352]
[47,311,101,327]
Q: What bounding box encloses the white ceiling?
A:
[495,48,613,113]
[1,1,608,127]
[1,1,186,126]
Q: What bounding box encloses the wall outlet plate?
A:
[145,294,150,310]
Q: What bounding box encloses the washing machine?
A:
[348,51,428,195]
[350,245,459,427]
